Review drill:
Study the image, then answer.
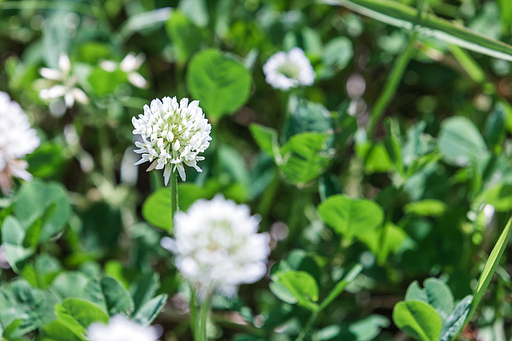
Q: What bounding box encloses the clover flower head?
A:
[100,52,148,89]
[161,195,270,298]
[132,97,211,184]
[87,315,161,341]
[39,52,89,108]
[263,47,315,90]
[0,91,40,193]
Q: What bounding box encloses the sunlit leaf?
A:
[393,300,442,341]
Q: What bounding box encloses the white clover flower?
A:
[39,53,89,108]
[263,47,315,90]
[132,97,211,184]
[161,195,270,298]
[0,91,40,193]
[100,52,148,89]
[87,315,161,341]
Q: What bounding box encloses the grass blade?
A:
[467,216,512,323]
[325,0,512,61]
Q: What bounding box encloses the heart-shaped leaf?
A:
[318,194,384,240]
[405,278,454,320]
[187,49,252,120]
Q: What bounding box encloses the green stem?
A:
[295,311,319,341]
[171,170,178,221]
[199,294,211,341]
[366,31,417,135]
[190,286,198,340]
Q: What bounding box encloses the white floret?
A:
[132,97,211,184]
[263,47,315,90]
[162,195,271,298]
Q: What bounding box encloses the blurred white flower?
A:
[483,204,495,226]
[132,97,211,184]
[161,195,270,297]
[100,52,148,89]
[0,91,40,193]
[39,53,89,108]
[263,47,315,90]
[87,315,161,341]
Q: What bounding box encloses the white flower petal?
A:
[120,53,137,72]
[44,85,67,99]
[0,92,40,192]
[263,47,315,90]
[40,67,62,80]
[87,315,160,341]
[100,60,117,72]
[170,196,270,297]
[128,72,148,89]
[58,52,71,74]
[131,96,211,185]
[71,88,89,104]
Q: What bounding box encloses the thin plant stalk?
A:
[190,286,198,340]
[294,311,319,341]
[170,170,178,221]
[366,31,417,135]
[367,0,427,135]
[198,294,212,341]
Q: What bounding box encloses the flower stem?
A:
[366,31,417,135]
[170,170,178,221]
[198,294,211,341]
[294,310,319,341]
[190,286,198,340]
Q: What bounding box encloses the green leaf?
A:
[329,0,512,61]
[165,11,204,63]
[133,294,168,326]
[0,279,60,338]
[279,132,332,187]
[271,271,319,312]
[498,0,512,30]
[178,0,209,27]
[52,272,91,300]
[249,124,279,158]
[480,184,512,211]
[321,36,353,78]
[439,295,472,341]
[187,49,252,120]
[404,278,454,320]
[42,320,82,341]
[384,119,404,177]
[358,222,408,264]
[404,199,447,217]
[55,298,109,339]
[355,142,395,173]
[485,103,507,148]
[468,216,512,322]
[320,264,363,310]
[13,180,70,245]
[87,67,127,96]
[26,142,68,179]
[1,216,34,272]
[268,281,299,304]
[318,194,384,241]
[100,277,135,317]
[392,300,442,341]
[347,315,390,341]
[438,116,487,167]
[285,98,334,141]
[131,273,159,314]
[142,188,173,231]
